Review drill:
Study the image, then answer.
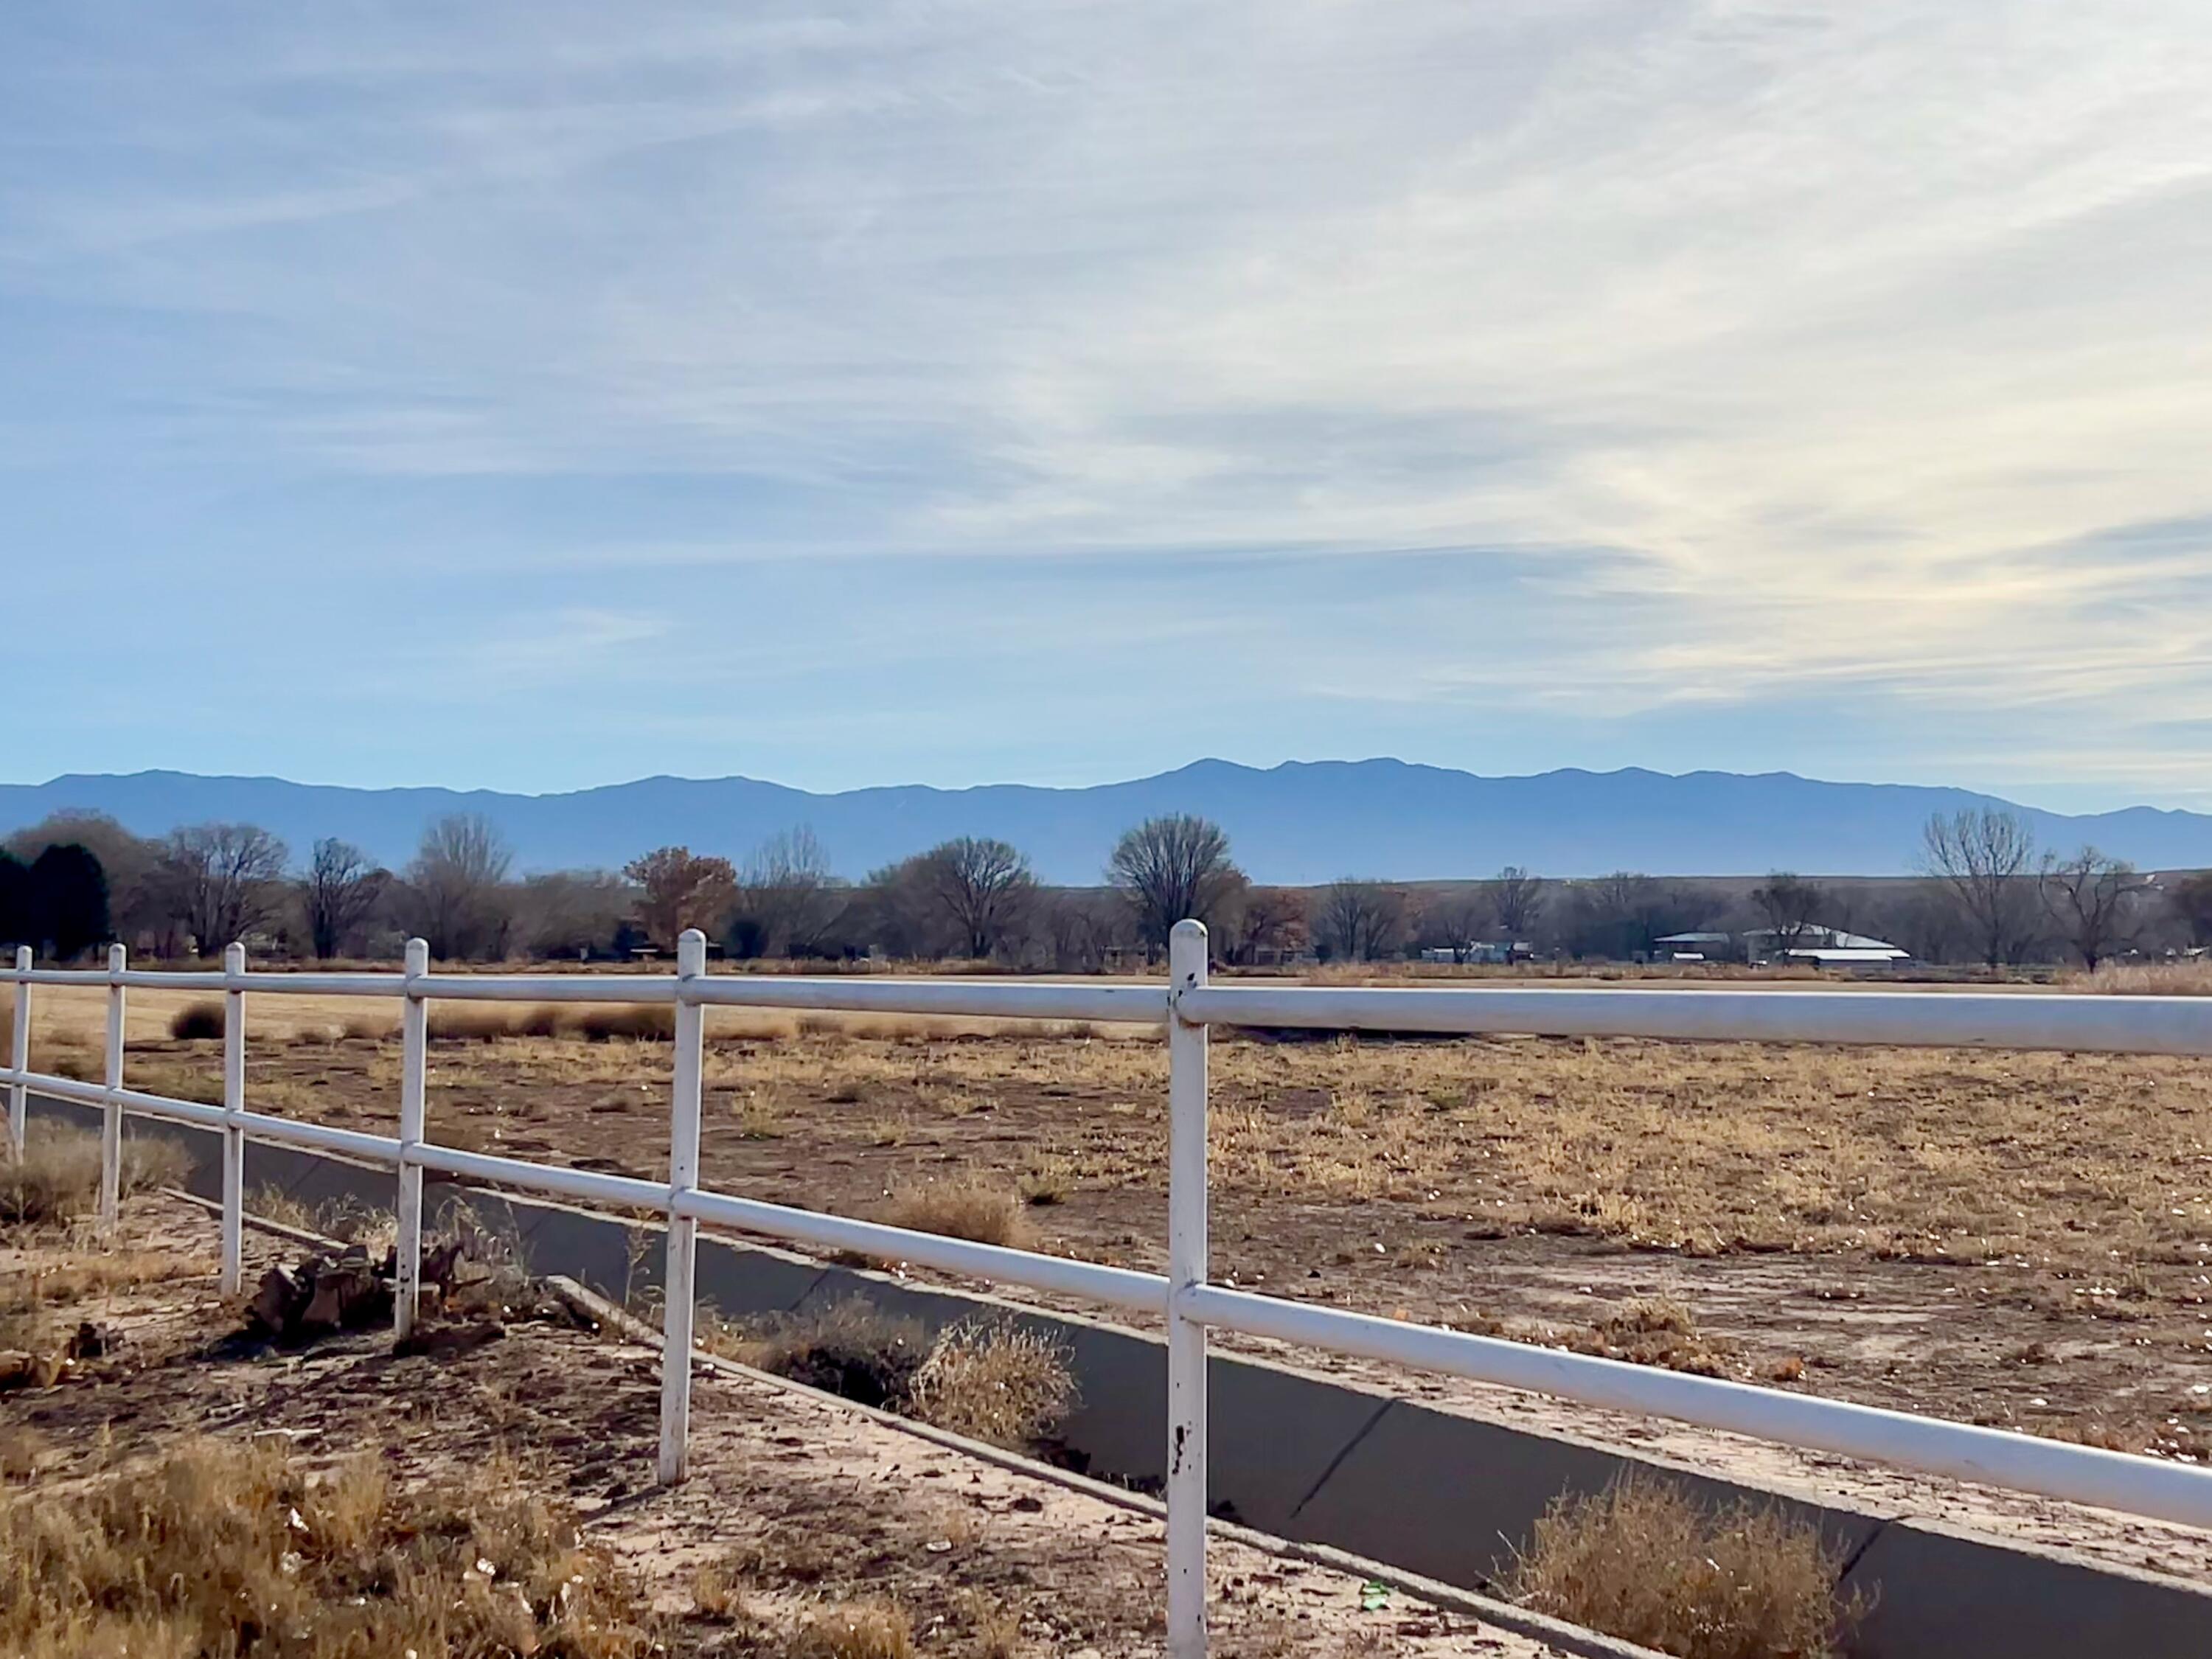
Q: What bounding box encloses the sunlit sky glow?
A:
[7,3,2212,809]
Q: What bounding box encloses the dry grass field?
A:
[2,1166,1575,1656]
[18,974,2212,1464]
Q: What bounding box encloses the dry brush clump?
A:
[876,1178,1036,1251]
[427,1003,675,1043]
[786,1601,917,1659]
[715,1298,934,1410]
[907,1321,1077,1449]
[1511,1475,1868,1659]
[1562,1299,1734,1378]
[0,1126,187,1231]
[712,1298,1075,1453]
[0,1437,667,1658]
[167,998,225,1040]
[2068,959,2212,995]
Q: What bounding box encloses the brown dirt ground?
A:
[88,1020,2212,1440]
[22,981,2212,1576]
[2,1189,1579,1658]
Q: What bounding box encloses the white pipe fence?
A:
[6,923,2212,1658]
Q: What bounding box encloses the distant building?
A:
[1747,925,1908,965]
[1654,926,1910,968]
[1652,931,1737,963]
[1420,941,1531,964]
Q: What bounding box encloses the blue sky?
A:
[7,3,2212,810]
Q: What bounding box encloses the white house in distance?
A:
[1654,925,1910,967]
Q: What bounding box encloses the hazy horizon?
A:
[10,753,2212,824]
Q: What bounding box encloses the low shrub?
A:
[428,1004,529,1042]
[425,1004,672,1043]
[167,1000,224,1040]
[721,1298,933,1410]
[907,1321,1077,1450]
[787,1601,914,1659]
[712,1300,1076,1453]
[876,1180,1035,1251]
[570,1005,674,1043]
[1511,1475,1867,1659]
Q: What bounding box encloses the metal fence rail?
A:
[7,927,2212,1658]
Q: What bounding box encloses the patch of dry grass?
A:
[0,1244,212,1357]
[0,1127,187,1231]
[1511,1475,1866,1659]
[2070,959,2212,995]
[876,1179,1035,1251]
[709,1299,1076,1453]
[0,1248,212,1319]
[246,1185,397,1253]
[0,1437,666,1658]
[574,1005,676,1042]
[429,1004,557,1042]
[420,1003,679,1044]
[1562,1299,1734,1378]
[907,1321,1077,1450]
[712,1298,933,1410]
[246,1183,318,1232]
[787,1601,915,1659]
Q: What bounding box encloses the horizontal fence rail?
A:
[7,929,2212,1658]
[1182,982,2212,1054]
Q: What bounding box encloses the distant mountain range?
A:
[4,762,2209,884]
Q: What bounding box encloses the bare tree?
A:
[1423,887,1491,962]
[514,869,633,959]
[1750,872,1828,951]
[1315,877,1404,961]
[623,846,738,950]
[407,813,513,961]
[2040,846,2150,970]
[914,837,1035,961]
[1106,815,1245,954]
[1489,866,1545,939]
[2168,870,2212,948]
[157,823,290,953]
[302,838,386,959]
[737,827,846,957]
[1043,888,1125,973]
[1224,886,1308,965]
[1921,808,2038,968]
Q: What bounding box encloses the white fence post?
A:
[394,937,429,1338]
[1166,917,1211,1659]
[100,942,126,1228]
[658,927,708,1484]
[220,942,246,1295]
[7,945,27,1161]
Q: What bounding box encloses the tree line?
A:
[2,801,2204,970]
[0,810,1255,968]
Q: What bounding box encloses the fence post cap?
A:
[676,929,708,975]
[223,942,247,973]
[107,942,128,973]
[403,938,430,975]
